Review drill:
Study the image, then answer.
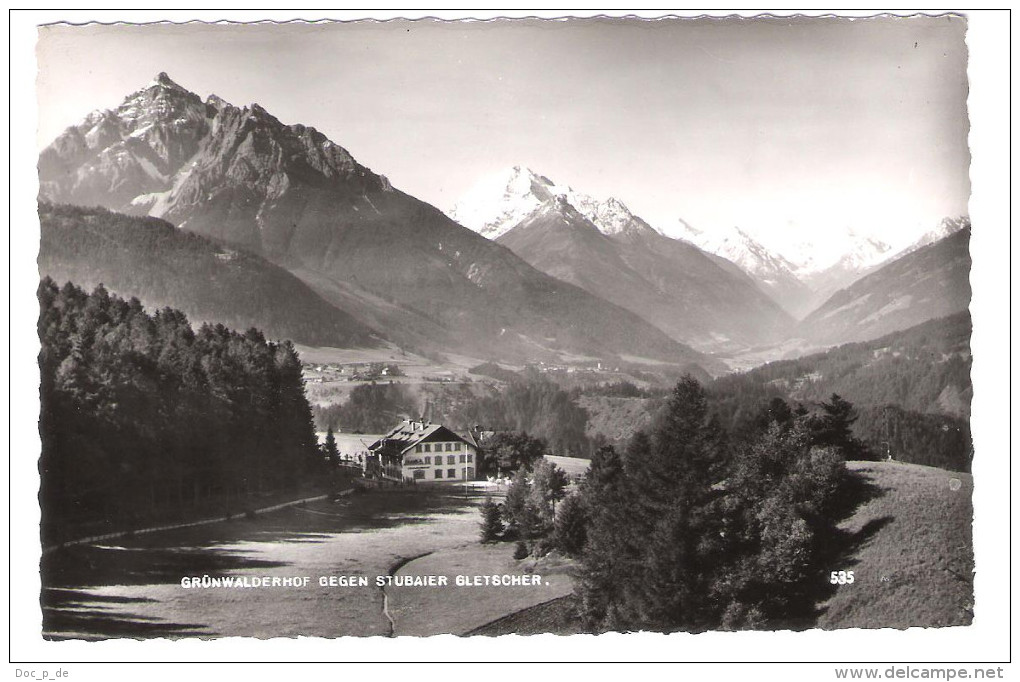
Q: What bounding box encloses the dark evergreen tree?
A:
[322,427,341,468]
[575,444,639,631]
[552,493,588,557]
[575,376,862,633]
[479,498,504,543]
[808,394,872,461]
[753,396,796,434]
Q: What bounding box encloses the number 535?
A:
[830,570,855,585]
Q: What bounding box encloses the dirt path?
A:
[380,552,433,636]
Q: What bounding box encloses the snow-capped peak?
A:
[888,215,970,261]
[448,166,565,239]
[449,166,657,239]
[677,220,800,279]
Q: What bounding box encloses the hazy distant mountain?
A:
[772,218,967,315]
[891,216,970,260]
[674,217,899,317]
[38,74,713,369]
[38,202,379,348]
[674,220,813,316]
[797,228,971,347]
[480,183,795,352]
[794,233,896,313]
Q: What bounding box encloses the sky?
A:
[36,15,970,252]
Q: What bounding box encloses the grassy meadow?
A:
[817,461,974,629]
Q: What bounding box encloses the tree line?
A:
[314,378,594,458]
[312,382,419,434]
[481,377,873,632]
[707,312,972,472]
[38,203,377,350]
[39,278,324,543]
[450,380,591,457]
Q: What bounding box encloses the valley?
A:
[33,63,976,640]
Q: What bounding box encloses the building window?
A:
[413,470,425,480]
[415,444,421,453]
[447,455,455,465]
[467,467,475,479]
[467,454,473,463]
[424,456,431,464]
[454,443,461,451]
[447,469,456,478]
[435,469,442,479]
[446,443,452,451]
[423,444,431,453]
[459,454,465,463]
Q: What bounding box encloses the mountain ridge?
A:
[491,188,796,352]
[796,227,971,347]
[38,74,716,370]
[37,202,380,349]
[675,220,814,316]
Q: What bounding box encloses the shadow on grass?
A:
[40,485,485,639]
[803,468,893,628]
[42,589,211,640]
[43,486,484,588]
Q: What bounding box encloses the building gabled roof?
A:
[369,420,474,456]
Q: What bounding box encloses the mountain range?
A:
[796,226,971,347]
[37,73,972,375]
[673,220,814,316]
[38,73,717,371]
[449,166,794,352]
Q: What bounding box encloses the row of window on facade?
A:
[412,467,475,480]
[413,453,473,465]
[415,442,463,453]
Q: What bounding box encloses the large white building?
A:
[368,419,479,483]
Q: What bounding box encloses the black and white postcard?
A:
[9,8,1012,675]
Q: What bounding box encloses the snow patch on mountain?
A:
[890,216,970,260]
[675,220,800,280]
[449,166,658,240]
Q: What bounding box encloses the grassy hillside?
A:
[818,461,973,629]
[799,228,970,347]
[39,203,378,348]
[711,312,972,419]
[473,460,973,635]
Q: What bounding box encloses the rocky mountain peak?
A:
[152,71,183,88]
[205,93,233,111]
[39,73,381,224]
